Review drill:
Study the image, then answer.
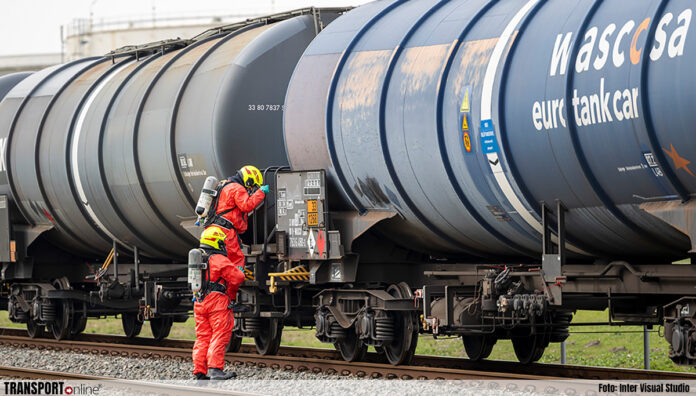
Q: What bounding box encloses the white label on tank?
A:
[70,60,135,245]
[480,0,588,255]
[307,230,315,256]
[0,138,6,172]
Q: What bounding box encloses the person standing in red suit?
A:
[192,226,245,380]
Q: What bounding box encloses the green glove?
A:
[260,185,270,194]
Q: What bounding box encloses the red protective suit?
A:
[215,182,265,266]
[192,253,246,376]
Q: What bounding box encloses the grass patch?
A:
[1,310,692,372]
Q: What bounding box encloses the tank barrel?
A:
[284,0,694,259]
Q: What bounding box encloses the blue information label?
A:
[480,120,499,154]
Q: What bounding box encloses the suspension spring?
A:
[328,321,347,340]
[11,304,28,322]
[550,312,573,343]
[41,302,57,322]
[242,318,262,333]
[374,316,395,341]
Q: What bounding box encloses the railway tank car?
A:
[281,0,696,365]
[285,0,694,260]
[0,8,345,341]
[1,0,696,367]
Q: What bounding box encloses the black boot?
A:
[194,372,209,380]
[207,367,237,380]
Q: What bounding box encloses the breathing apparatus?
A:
[194,176,219,226]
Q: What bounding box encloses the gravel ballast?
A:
[0,344,596,396]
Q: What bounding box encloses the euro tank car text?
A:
[532,9,692,132]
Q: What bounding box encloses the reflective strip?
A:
[481,0,587,254]
[270,266,309,282]
[70,60,134,243]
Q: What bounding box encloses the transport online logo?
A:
[3,381,102,395]
[531,8,692,132]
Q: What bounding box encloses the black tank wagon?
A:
[1,1,696,367]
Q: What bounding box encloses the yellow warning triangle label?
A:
[462,114,469,131]
[460,88,470,113]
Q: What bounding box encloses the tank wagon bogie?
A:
[0,1,696,368]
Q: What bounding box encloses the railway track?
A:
[0,365,256,395]
[0,327,693,380]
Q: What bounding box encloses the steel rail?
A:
[0,333,542,380]
[0,365,256,395]
[0,329,694,380]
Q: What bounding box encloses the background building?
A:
[0,1,369,75]
[62,13,260,61]
[0,53,63,76]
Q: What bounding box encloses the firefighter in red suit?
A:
[193,226,246,380]
[205,165,267,267]
[193,166,267,380]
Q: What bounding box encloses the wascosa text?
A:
[549,8,692,77]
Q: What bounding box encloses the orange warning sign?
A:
[308,212,319,226]
[461,114,469,131]
[463,132,472,153]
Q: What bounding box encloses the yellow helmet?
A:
[199,226,227,252]
[239,165,263,188]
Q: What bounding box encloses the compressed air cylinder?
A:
[188,248,204,293]
[195,176,219,217]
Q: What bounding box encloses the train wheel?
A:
[226,332,242,352]
[71,315,87,337]
[462,335,496,361]
[150,317,173,340]
[458,296,496,360]
[48,278,72,340]
[71,302,87,337]
[122,313,143,338]
[334,328,367,362]
[512,332,549,364]
[254,318,282,355]
[382,282,418,366]
[26,318,44,338]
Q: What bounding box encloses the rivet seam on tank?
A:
[479,0,588,254]
[69,60,136,244]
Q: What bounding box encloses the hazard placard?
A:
[461,114,469,131]
[316,230,326,258]
[460,86,471,113]
[463,132,472,153]
[308,212,318,226]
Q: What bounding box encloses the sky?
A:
[0,0,372,56]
